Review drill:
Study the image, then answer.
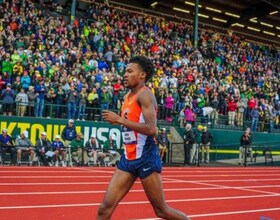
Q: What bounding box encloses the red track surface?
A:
[0,166,279,220]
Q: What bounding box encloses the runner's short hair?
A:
[129,56,154,83]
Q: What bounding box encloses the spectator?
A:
[34,78,47,117]
[70,132,85,166]
[210,95,220,125]
[164,91,174,122]
[103,134,120,166]
[27,86,38,116]
[0,128,16,165]
[87,87,99,121]
[192,125,203,164]
[183,124,195,166]
[1,83,15,116]
[66,83,78,120]
[239,127,253,166]
[201,126,213,164]
[51,134,66,167]
[250,105,260,132]
[157,128,169,163]
[236,95,248,127]
[15,87,28,116]
[227,97,237,126]
[84,133,105,166]
[61,119,77,147]
[77,87,87,121]
[55,84,66,118]
[100,86,111,110]
[15,131,34,166]
[35,131,53,166]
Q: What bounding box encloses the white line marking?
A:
[131,207,280,219]
[0,194,280,210]
[1,185,280,196]
[0,170,279,173]
[1,174,280,178]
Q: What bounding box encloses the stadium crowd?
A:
[0,0,280,133]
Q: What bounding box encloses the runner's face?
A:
[123,63,144,89]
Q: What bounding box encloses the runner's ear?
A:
[140,71,147,81]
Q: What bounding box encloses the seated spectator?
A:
[84,133,105,166]
[35,131,53,166]
[103,134,121,166]
[0,128,16,165]
[70,132,85,166]
[15,131,34,166]
[157,128,169,163]
[51,135,66,167]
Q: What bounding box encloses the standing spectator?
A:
[35,78,47,117]
[227,97,237,125]
[100,86,111,110]
[164,91,174,122]
[20,70,31,92]
[183,124,195,166]
[239,127,253,165]
[66,84,78,120]
[250,105,260,132]
[236,96,247,127]
[192,125,203,164]
[62,119,77,147]
[157,128,169,163]
[77,87,88,121]
[0,128,16,165]
[27,86,38,117]
[15,131,34,166]
[155,88,165,120]
[201,127,213,164]
[55,84,66,118]
[70,132,85,166]
[51,135,66,167]
[210,95,220,125]
[112,79,121,109]
[103,134,121,166]
[15,88,28,116]
[184,105,195,125]
[87,87,99,121]
[1,83,15,116]
[35,131,52,166]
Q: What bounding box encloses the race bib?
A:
[122,131,137,144]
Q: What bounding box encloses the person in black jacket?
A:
[201,126,213,164]
[157,128,169,163]
[35,131,53,166]
[239,127,253,165]
[184,124,195,166]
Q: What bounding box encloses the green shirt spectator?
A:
[70,132,84,152]
[103,134,117,152]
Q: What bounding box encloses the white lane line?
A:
[1,174,280,178]
[0,194,280,210]
[0,169,279,173]
[163,176,280,197]
[1,185,280,196]
[0,176,113,178]
[131,207,280,219]
[1,178,280,186]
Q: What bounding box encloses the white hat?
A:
[111,134,116,140]
[55,135,61,139]
[22,130,29,138]
[68,119,74,123]
[162,128,166,131]
[2,128,7,133]
[91,134,96,138]
[185,124,192,131]
[41,131,47,136]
